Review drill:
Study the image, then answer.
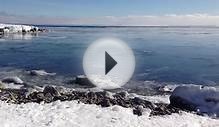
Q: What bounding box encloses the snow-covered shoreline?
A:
[0,99,218,127]
[0,68,219,126]
[0,23,42,34]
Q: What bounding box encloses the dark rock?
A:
[43,86,61,97]
[75,75,94,87]
[170,96,197,111]
[38,28,47,32]
[131,97,155,109]
[116,91,128,99]
[0,88,183,117]
[55,86,69,94]
[44,93,54,103]
[150,103,180,116]
[28,92,44,103]
[133,105,144,116]
[99,98,111,107]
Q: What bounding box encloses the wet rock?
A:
[29,70,56,76]
[75,75,94,87]
[55,86,69,94]
[170,95,197,111]
[0,90,17,103]
[131,97,155,109]
[2,76,24,84]
[0,88,183,117]
[28,92,45,103]
[43,86,61,97]
[100,98,111,107]
[150,103,180,116]
[44,93,54,103]
[84,91,98,104]
[116,91,129,99]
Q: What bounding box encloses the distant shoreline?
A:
[1,22,219,28]
[35,25,219,28]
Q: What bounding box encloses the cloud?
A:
[1,12,219,26]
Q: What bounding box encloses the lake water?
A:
[1,26,219,86]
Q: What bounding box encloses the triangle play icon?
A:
[105,51,117,75]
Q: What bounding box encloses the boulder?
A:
[2,76,24,84]
[170,85,219,117]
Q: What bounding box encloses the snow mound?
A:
[0,100,218,127]
[170,85,219,117]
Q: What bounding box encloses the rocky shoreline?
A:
[0,86,180,116]
[0,69,218,118]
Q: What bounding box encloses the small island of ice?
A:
[0,23,40,34]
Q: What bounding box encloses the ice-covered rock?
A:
[22,25,32,32]
[170,85,219,117]
[2,76,24,84]
[158,85,178,92]
[29,70,56,76]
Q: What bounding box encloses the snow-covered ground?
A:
[0,68,219,126]
[0,98,218,127]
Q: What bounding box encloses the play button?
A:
[105,51,117,75]
[83,38,135,89]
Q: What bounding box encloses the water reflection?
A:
[0,33,38,40]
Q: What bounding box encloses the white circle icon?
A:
[83,38,135,89]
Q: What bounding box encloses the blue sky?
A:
[1,0,219,25]
[1,0,219,17]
